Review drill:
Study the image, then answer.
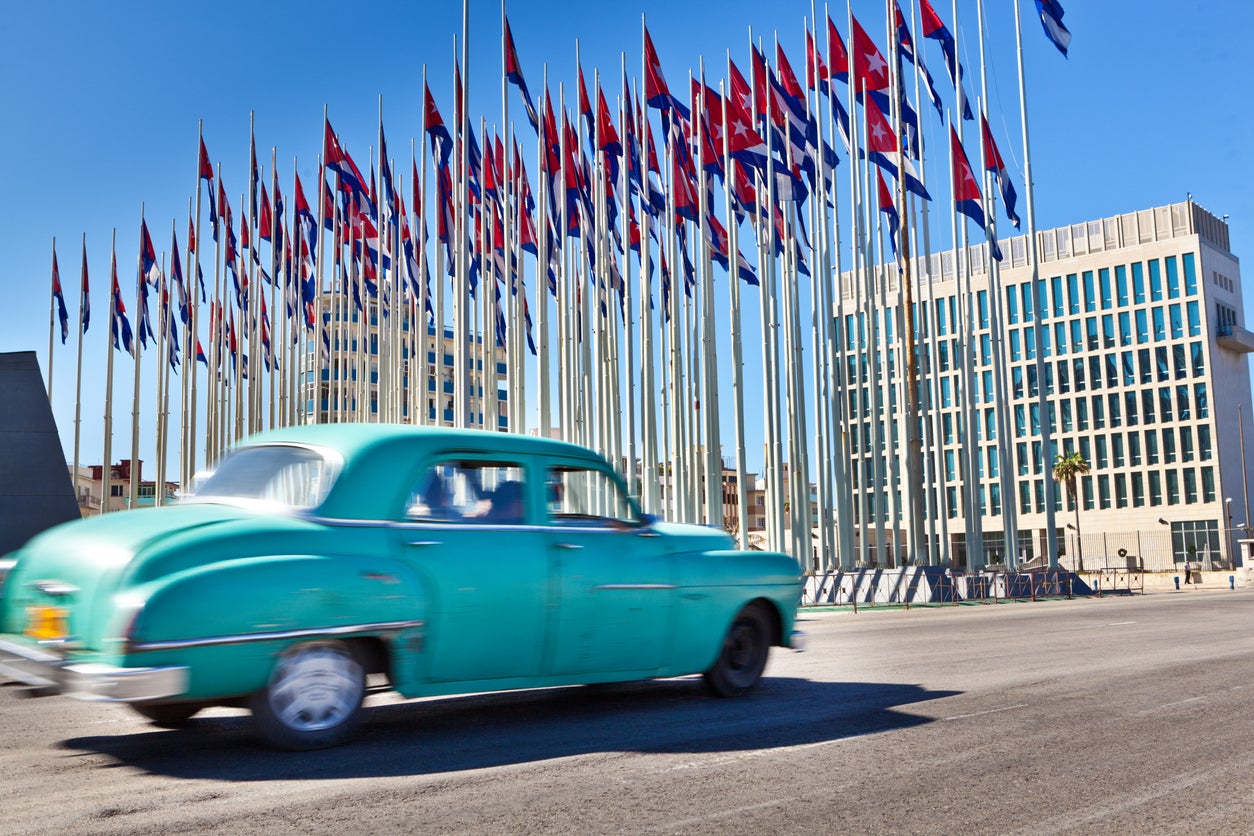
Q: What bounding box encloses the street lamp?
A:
[1226,498,1235,569]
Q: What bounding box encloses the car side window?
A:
[547,466,638,528]
[405,460,527,525]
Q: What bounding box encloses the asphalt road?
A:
[2,590,1252,835]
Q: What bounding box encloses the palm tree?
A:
[1053,451,1091,572]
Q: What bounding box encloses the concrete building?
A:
[835,200,1251,572]
[303,298,508,429]
[65,459,178,516]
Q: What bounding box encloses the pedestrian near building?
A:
[1183,560,1193,584]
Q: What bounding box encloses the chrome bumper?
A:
[0,636,188,702]
[788,630,806,651]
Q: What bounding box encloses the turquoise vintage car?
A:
[0,425,803,749]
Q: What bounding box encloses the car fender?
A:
[123,554,429,701]
[669,549,802,675]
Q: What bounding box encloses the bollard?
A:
[1174,576,1180,590]
[1230,575,1235,590]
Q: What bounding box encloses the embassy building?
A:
[836,200,1253,572]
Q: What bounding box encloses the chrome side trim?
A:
[128,619,425,653]
[592,584,677,591]
[33,580,79,597]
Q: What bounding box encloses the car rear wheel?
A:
[249,640,365,750]
[130,701,204,727]
[703,602,772,697]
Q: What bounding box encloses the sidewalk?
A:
[1079,569,1250,594]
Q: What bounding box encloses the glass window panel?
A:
[1100,268,1113,309]
[1163,427,1177,463]
[1149,470,1162,505]
[1146,430,1160,465]
[1149,259,1163,301]
[1115,265,1129,306]
[1135,309,1148,344]
[1083,271,1096,312]
[1067,273,1080,314]
[1183,252,1197,296]
[1166,256,1180,299]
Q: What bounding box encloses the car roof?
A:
[236,424,610,519]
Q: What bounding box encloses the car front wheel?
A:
[703,602,772,697]
[249,640,366,750]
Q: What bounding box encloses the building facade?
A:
[835,200,1252,571]
[303,297,508,429]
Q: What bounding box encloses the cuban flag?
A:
[951,126,1003,261]
[877,170,901,261]
[140,219,161,284]
[643,27,690,120]
[1036,0,1072,57]
[51,250,68,344]
[919,0,973,121]
[323,119,369,200]
[110,259,134,356]
[981,114,1021,229]
[863,94,930,201]
[826,16,849,88]
[504,18,539,132]
[424,83,453,168]
[170,229,189,323]
[79,245,90,334]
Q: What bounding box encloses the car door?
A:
[393,454,551,684]
[543,462,675,676]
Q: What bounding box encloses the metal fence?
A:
[1059,528,1248,573]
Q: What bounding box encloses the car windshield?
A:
[189,445,334,510]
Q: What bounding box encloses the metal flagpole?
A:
[73,236,87,505]
[46,238,57,397]
[455,16,471,429]
[103,230,118,514]
[975,0,1018,566]
[131,208,146,510]
[1014,0,1060,568]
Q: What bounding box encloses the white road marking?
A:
[943,703,1030,721]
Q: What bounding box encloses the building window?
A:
[1171,519,1219,564]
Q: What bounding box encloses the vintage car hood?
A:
[0,504,319,647]
[647,521,736,553]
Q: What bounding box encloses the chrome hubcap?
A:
[267,644,363,732]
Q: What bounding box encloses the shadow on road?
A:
[60,676,959,780]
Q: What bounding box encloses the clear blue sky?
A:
[2,1,1252,480]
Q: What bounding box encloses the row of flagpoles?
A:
[46,0,1072,568]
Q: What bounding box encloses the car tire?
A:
[130,701,205,727]
[249,640,366,750]
[703,602,772,698]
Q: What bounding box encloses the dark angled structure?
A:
[0,351,78,554]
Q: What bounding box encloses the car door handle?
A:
[555,543,583,550]
[407,539,443,547]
